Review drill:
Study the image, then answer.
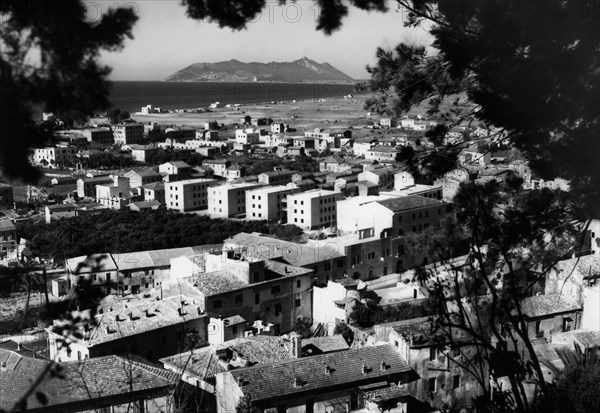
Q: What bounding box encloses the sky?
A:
[95,0,433,81]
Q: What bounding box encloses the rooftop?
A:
[376,195,444,212]
[191,270,247,296]
[519,293,582,318]
[302,335,349,355]
[227,344,412,402]
[287,189,341,200]
[160,347,226,380]
[0,350,178,412]
[367,146,400,153]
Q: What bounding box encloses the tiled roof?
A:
[66,253,117,273]
[519,293,582,319]
[65,296,204,347]
[264,260,313,277]
[302,335,349,355]
[0,351,177,412]
[367,146,399,153]
[167,161,191,168]
[160,347,226,380]
[141,181,164,190]
[223,315,246,326]
[227,335,293,365]
[0,219,16,231]
[129,200,161,210]
[191,270,247,296]
[227,344,412,402]
[552,330,600,349]
[79,176,113,183]
[376,196,444,212]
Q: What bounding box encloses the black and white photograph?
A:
[0,1,599,412]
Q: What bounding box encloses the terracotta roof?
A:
[302,335,349,355]
[519,293,582,318]
[552,330,600,349]
[61,296,204,347]
[0,351,177,412]
[226,344,412,402]
[191,270,247,296]
[160,347,226,380]
[141,181,164,190]
[227,335,293,365]
[376,196,444,212]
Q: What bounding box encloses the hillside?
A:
[165,57,354,83]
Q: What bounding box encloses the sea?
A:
[108,81,356,113]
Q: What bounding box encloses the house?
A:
[379,118,394,127]
[224,232,347,285]
[516,293,583,341]
[245,185,299,222]
[271,122,287,134]
[225,165,245,182]
[48,295,207,362]
[285,189,343,230]
[257,170,295,186]
[289,179,316,191]
[207,182,264,218]
[353,139,377,157]
[32,145,76,167]
[130,144,158,162]
[196,146,220,157]
[165,178,217,212]
[373,317,485,410]
[319,154,350,173]
[0,219,17,260]
[142,181,165,203]
[171,248,314,335]
[95,176,131,210]
[159,160,193,177]
[215,344,417,413]
[0,350,178,413]
[123,168,162,188]
[0,182,14,207]
[359,168,395,190]
[365,146,400,163]
[82,127,113,145]
[202,159,230,178]
[313,279,364,334]
[544,254,600,305]
[44,203,77,223]
[113,123,144,145]
[235,128,260,144]
[128,200,162,211]
[433,169,471,201]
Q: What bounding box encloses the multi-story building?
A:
[245,185,299,222]
[235,128,260,144]
[165,178,217,212]
[130,144,158,162]
[48,295,207,362]
[216,344,416,413]
[257,170,295,186]
[123,168,162,188]
[171,248,313,336]
[142,181,165,204]
[270,122,287,134]
[365,146,400,163]
[373,317,485,410]
[224,232,347,285]
[32,145,76,167]
[95,176,131,210]
[82,127,113,145]
[207,182,264,218]
[0,219,17,260]
[202,159,230,177]
[286,189,342,230]
[112,123,144,145]
[76,176,113,198]
[0,183,14,207]
[336,195,453,276]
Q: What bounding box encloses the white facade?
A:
[582,285,600,331]
[113,123,144,145]
[165,178,217,212]
[32,146,76,167]
[235,129,259,144]
[207,182,264,218]
[245,185,298,221]
[286,189,343,230]
[95,177,131,210]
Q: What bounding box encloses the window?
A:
[562,317,573,332]
[106,273,111,282]
[232,325,238,335]
[295,298,301,307]
[429,347,438,361]
[255,293,260,304]
[324,262,331,271]
[234,294,243,304]
[271,284,281,294]
[453,375,461,389]
[296,280,301,288]
[337,260,344,268]
[213,299,223,309]
[275,303,282,316]
[428,377,437,393]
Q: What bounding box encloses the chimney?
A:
[289,332,302,358]
[380,361,387,371]
[17,342,22,351]
[294,377,302,387]
[325,364,331,375]
[362,363,368,375]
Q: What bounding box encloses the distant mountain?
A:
[165,57,354,83]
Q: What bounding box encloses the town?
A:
[0,95,597,413]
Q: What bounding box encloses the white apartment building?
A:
[245,185,299,222]
[95,176,131,210]
[113,123,144,145]
[32,145,76,167]
[286,189,343,230]
[207,182,264,218]
[165,178,217,212]
[235,128,260,145]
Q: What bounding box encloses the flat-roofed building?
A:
[77,176,114,198]
[245,185,300,222]
[165,178,217,212]
[286,189,342,230]
[207,182,264,218]
[257,170,295,186]
[82,127,113,145]
[113,123,144,145]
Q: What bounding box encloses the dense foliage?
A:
[350,299,433,329]
[17,209,302,260]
